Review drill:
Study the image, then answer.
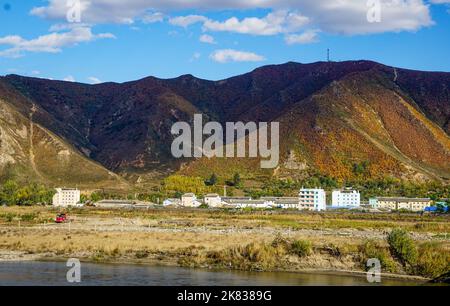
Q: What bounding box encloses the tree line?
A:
[0,180,55,206]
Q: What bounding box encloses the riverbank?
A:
[0,206,448,281]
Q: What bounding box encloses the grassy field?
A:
[0,206,449,279]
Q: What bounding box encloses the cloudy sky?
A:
[0,0,449,82]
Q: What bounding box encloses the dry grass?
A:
[3,206,447,232]
[0,206,448,278]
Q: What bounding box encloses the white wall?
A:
[332,190,360,207]
[52,188,80,207]
[299,189,326,211]
[205,196,222,207]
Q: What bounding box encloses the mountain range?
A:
[0,60,449,189]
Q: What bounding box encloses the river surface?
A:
[0,261,427,286]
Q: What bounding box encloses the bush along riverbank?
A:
[176,230,449,280]
[1,231,447,281]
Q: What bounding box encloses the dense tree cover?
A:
[163,175,209,194]
[2,173,447,206]
[0,180,55,206]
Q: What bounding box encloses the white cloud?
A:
[302,0,434,35]
[203,10,309,36]
[169,15,208,27]
[199,34,216,44]
[0,26,115,58]
[31,70,41,75]
[30,0,435,35]
[87,76,102,84]
[142,12,165,24]
[210,49,265,63]
[64,75,76,82]
[285,29,320,45]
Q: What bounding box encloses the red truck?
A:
[55,213,68,223]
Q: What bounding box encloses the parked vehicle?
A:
[55,213,68,223]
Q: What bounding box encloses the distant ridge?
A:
[1,60,449,186]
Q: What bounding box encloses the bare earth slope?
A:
[0,80,128,188]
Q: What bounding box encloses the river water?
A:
[0,261,427,286]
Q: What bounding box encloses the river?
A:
[0,261,427,286]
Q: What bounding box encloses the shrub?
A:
[415,242,450,279]
[3,213,16,222]
[271,235,290,250]
[20,213,38,222]
[135,250,149,259]
[360,240,397,273]
[205,241,286,271]
[387,229,418,267]
[289,240,312,257]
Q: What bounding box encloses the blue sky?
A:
[0,0,449,83]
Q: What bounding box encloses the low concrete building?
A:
[369,198,378,208]
[181,193,201,207]
[299,188,326,211]
[332,188,360,208]
[222,197,252,203]
[372,197,432,212]
[226,199,273,209]
[163,198,181,206]
[204,193,222,207]
[52,188,80,207]
[261,197,299,209]
[95,200,135,209]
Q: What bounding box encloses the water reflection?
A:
[0,261,426,286]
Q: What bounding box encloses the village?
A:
[2,186,448,283]
[51,187,446,213]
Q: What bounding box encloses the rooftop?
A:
[96,200,136,205]
[376,197,431,202]
[182,193,196,197]
[227,200,270,205]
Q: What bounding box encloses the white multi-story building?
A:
[181,193,201,207]
[332,189,360,208]
[299,188,326,211]
[204,194,222,207]
[52,188,80,207]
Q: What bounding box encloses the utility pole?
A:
[327,49,330,62]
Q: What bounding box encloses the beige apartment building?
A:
[373,197,432,212]
[181,193,201,207]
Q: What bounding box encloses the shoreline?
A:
[0,250,430,283]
